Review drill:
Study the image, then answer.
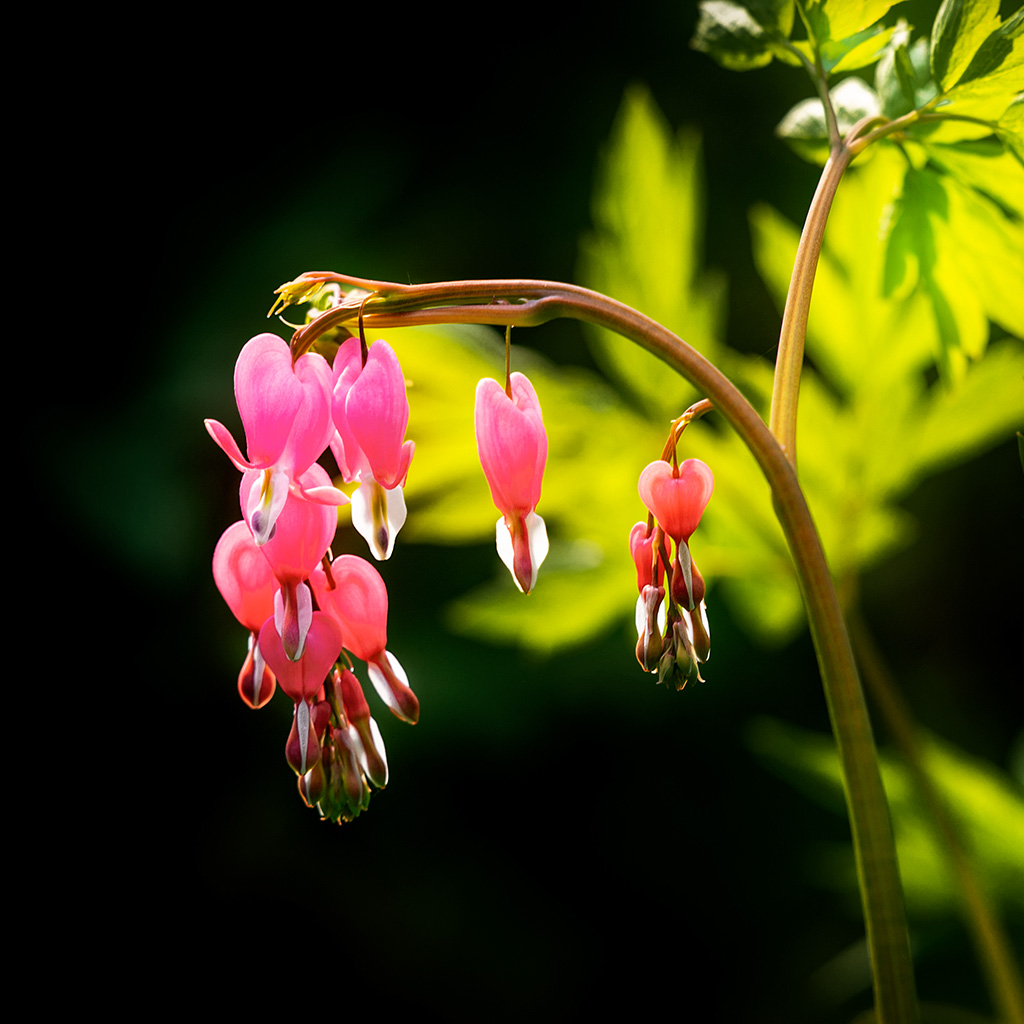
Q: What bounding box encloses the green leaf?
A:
[776,77,881,163]
[998,94,1024,164]
[876,27,936,118]
[930,0,1002,91]
[936,63,1024,123]
[804,0,903,48]
[748,718,1024,916]
[825,24,897,74]
[750,145,1023,569]
[879,157,1024,377]
[882,164,942,300]
[691,0,777,70]
[957,8,1023,88]
[578,85,726,418]
[739,0,795,34]
[922,138,1024,218]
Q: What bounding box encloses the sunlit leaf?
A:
[776,77,881,163]
[743,0,794,34]
[805,0,903,46]
[578,85,726,418]
[930,0,1001,91]
[876,31,937,118]
[936,62,1024,122]
[826,24,897,74]
[954,6,1024,88]
[922,138,1024,217]
[998,94,1024,164]
[691,0,778,70]
[750,145,1022,583]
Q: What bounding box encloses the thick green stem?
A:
[286,273,918,1021]
[851,612,1024,1024]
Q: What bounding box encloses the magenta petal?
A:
[474,373,547,516]
[234,334,305,468]
[205,419,255,473]
[283,352,335,476]
[345,341,412,490]
[244,465,338,585]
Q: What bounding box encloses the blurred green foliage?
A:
[389,85,1022,654]
[749,716,1024,915]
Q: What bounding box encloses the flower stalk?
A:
[279,269,916,1020]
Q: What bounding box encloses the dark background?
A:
[53,2,1021,1020]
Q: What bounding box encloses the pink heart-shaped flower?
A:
[638,459,714,543]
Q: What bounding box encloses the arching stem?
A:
[283,271,917,1021]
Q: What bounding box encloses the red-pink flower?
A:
[311,555,419,725]
[206,333,347,545]
[212,520,279,708]
[635,457,714,685]
[259,613,343,775]
[474,372,549,594]
[241,463,338,661]
[259,612,343,706]
[330,338,415,560]
[637,459,713,546]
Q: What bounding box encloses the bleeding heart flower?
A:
[311,556,419,725]
[241,463,339,661]
[637,459,713,545]
[206,333,347,545]
[212,520,279,708]
[259,612,343,705]
[330,338,415,560]
[474,372,549,594]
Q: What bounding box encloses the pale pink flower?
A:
[206,333,347,546]
[474,372,549,594]
[330,338,415,560]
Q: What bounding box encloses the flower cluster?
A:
[207,326,549,822]
[206,333,417,821]
[632,456,713,690]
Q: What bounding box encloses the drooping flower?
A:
[242,463,339,661]
[635,457,714,687]
[629,521,666,672]
[212,520,279,708]
[637,459,713,547]
[259,611,342,706]
[330,338,415,560]
[474,372,549,594]
[310,555,419,724]
[206,333,347,545]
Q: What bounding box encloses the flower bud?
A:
[285,700,322,776]
[298,760,326,808]
[689,600,711,664]
[237,632,277,709]
[669,547,706,611]
[634,584,666,672]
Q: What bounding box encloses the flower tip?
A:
[496,512,549,594]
